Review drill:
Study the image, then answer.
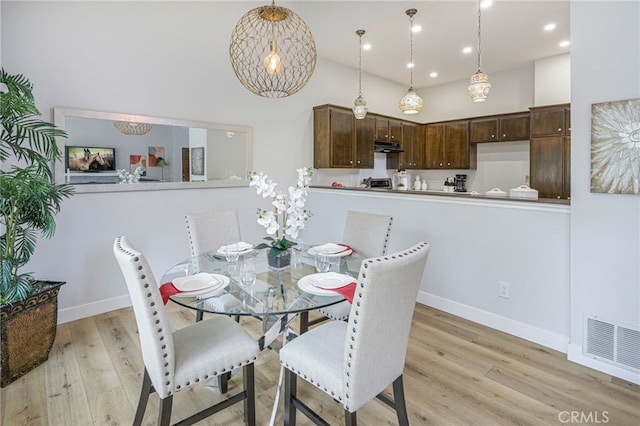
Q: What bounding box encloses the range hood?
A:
[374,141,404,153]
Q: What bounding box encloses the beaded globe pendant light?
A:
[399,9,423,114]
[229,0,317,98]
[353,30,368,120]
[468,0,491,102]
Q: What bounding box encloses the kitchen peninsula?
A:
[303,186,571,353]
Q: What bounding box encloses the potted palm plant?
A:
[0,68,74,387]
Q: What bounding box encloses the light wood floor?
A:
[1,303,639,425]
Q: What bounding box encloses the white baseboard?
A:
[567,344,640,385]
[58,294,131,324]
[417,291,569,353]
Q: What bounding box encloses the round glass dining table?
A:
[160,245,363,348]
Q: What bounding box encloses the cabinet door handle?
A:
[491,134,495,138]
[349,160,353,164]
[502,134,507,138]
[356,160,360,164]
[439,163,443,167]
[447,162,451,166]
[557,128,563,132]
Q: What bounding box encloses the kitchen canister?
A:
[485,188,507,197]
[509,184,539,200]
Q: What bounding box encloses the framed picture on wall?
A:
[191,147,204,176]
[591,98,640,194]
[148,146,164,167]
[130,154,147,176]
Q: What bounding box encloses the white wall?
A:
[534,53,571,106]
[568,1,640,383]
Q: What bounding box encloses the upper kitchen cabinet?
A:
[425,120,476,169]
[313,104,375,169]
[354,114,375,168]
[397,122,424,170]
[530,103,571,137]
[529,104,571,199]
[374,116,402,143]
[470,112,530,143]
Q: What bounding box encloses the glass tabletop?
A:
[160,245,363,318]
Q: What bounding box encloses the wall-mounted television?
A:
[66,146,116,172]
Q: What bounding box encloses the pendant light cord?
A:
[358,31,363,96]
[409,10,415,89]
[477,0,482,72]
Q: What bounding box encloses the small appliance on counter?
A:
[454,174,467,192]
[362,177,392,189]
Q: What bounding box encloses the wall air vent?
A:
[584,314,640,373]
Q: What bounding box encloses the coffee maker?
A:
[454,174,467,192]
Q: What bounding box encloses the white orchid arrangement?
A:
[117,166,143,184]
[249,167,313,257]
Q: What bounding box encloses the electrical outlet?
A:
[498,281,510,299]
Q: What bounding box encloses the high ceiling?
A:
[293,0,570,89]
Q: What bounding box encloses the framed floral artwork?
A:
[591,98,640,194]
[191,147,204,176]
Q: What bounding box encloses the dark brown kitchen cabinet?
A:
[530,103,570,137]
[529,104,571,199]
[313,104,376,169]
[398,122,424,169]
[375,116,402,143]
[424,120,475,169]
[470,112,530,143]
[354,114,375,168]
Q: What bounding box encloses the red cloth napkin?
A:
[338,243,356,254]
[159,282,180,304]
[317,281,357,303]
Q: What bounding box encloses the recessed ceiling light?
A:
[559,40,570,47]
[430,72,438,78]
[544,23,556,31]
[363,43,372,51]
[463,46,473,54]
[480,0,493,8]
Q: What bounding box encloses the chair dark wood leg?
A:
[392,375,409,426]
[243,363,255,426]
[133,369,153,425]
[219,371,231,393]
[345,409,357,426]
[158,394,173,426]
[299,311,309,334]
[284,368,297,426]
[196,311,203,322]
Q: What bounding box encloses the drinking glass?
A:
[314,252,331,273]
[224,242,240,263]
[239,261,256,288]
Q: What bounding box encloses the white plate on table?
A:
[216,242,254,256]
[297,272,354,296]
[172,273,230,296]
[308,243,353,257]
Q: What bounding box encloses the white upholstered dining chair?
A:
[309,210,393,326]
[113,236,259,426]
[280,242,430,426]
[185,210,241,258]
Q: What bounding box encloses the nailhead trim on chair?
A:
[342,245,426,411]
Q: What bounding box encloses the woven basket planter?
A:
[1,281,65,387]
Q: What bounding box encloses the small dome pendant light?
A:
[353,30,368,119]
[468,0,491,101]
[399,9,424,114]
